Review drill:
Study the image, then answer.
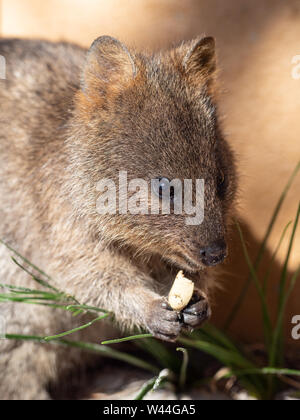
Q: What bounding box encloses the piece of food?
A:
[168,270,195,311]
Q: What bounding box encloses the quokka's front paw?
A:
[181,289,211,330]
[145,298,182,342]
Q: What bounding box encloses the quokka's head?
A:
[70,35,237,273]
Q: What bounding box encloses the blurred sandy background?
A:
[0,0,299,346]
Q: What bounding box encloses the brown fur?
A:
[0,36,236,399]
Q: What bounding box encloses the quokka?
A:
[0,35,237,399]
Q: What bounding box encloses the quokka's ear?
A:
[81,36,136,97]
[178,37,216,84]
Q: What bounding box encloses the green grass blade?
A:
[220,367,300,379]
[134,377,158,400]
[0,239,53,282]
[225,161,300,329]
[106,333,182,374]
[65,304,108,314]
[269,203,300,368]
[0,283,58,296]
[286,265,300,300]
[135,338,181,373]
[58,340,160,375]
[178,336,255,369]
[194,323,239,352]
[0,293,104,313]
[0,297,81,310]
[134,369,170,400]
[9,253,81,306]
[152,369,171,392]
[101,333,153,345]
[235,221,273,348]
[4,333,159,374]
[11,257,60,293]
[177,348,189,390]
[0,294,62,304]
[262,221,292,293]
[278,203,300,308]
[44,314,110,341]
[178,335,266,395]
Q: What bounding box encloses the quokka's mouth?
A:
[166,250,204,274]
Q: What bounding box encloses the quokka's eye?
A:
[217,170,227,198]
[153,177,175,202]
[218,170,225,185]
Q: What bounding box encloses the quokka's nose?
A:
[200,239,227,267]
